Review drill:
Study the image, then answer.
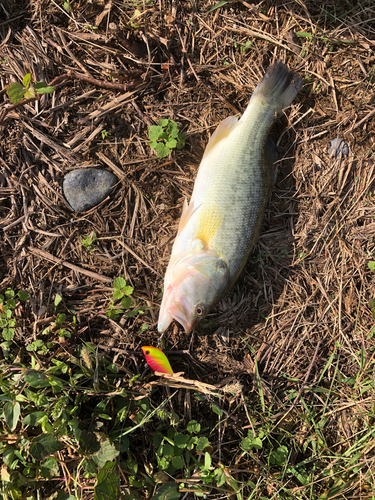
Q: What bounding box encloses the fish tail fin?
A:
[251,62,303,111]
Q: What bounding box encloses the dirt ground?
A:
[1,0,375,497]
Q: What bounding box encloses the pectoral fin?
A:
[195,203,223,247]
[203,116,239,159]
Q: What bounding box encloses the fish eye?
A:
[195,305,206,317]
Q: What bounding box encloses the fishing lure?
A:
[141,346,173,374]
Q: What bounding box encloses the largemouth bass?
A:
[158,62,303,334]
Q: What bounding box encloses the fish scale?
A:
[158,62,303,334]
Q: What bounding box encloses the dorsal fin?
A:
[203,116,239,159]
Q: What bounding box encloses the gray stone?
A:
[63,168,117,211]
[328,138,349,158]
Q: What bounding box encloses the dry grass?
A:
[1,0,375,498]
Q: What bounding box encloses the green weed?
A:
[26,339,53,355]
[129,9,142,29]
[148,119,186,158]
[38,294,76,340]
[0,289,30,341]
[295,31,355,45]
[82,231,97,252]
[1,297,375,498]
[101,129,111,140]
[0,335,242,499]
[6,73,54,105]
[106,277,149,320]
[0,345,126,499]
[207,0,231,13]
[234,39,253,52]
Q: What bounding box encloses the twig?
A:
[58,28,90,75]
[131,100,151,127]
[266,340,322,425]
[0,62,142,125]
[200,80,240,115]
[1,67,142,125]
[28,247,112,283]
[345,108,375,134]
[0,96,40,125]
[175,24,188,85]
[292,339,322,406]
[150,371,219,395]
[114,238,160,276]
[49,69,144,92]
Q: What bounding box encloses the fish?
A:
[158,62,303,334]
[141,346,174,374]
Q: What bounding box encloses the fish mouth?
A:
[157,287,173,333]
[169,299,192,334]
[157,294,192,334]
[157,311,173,334]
